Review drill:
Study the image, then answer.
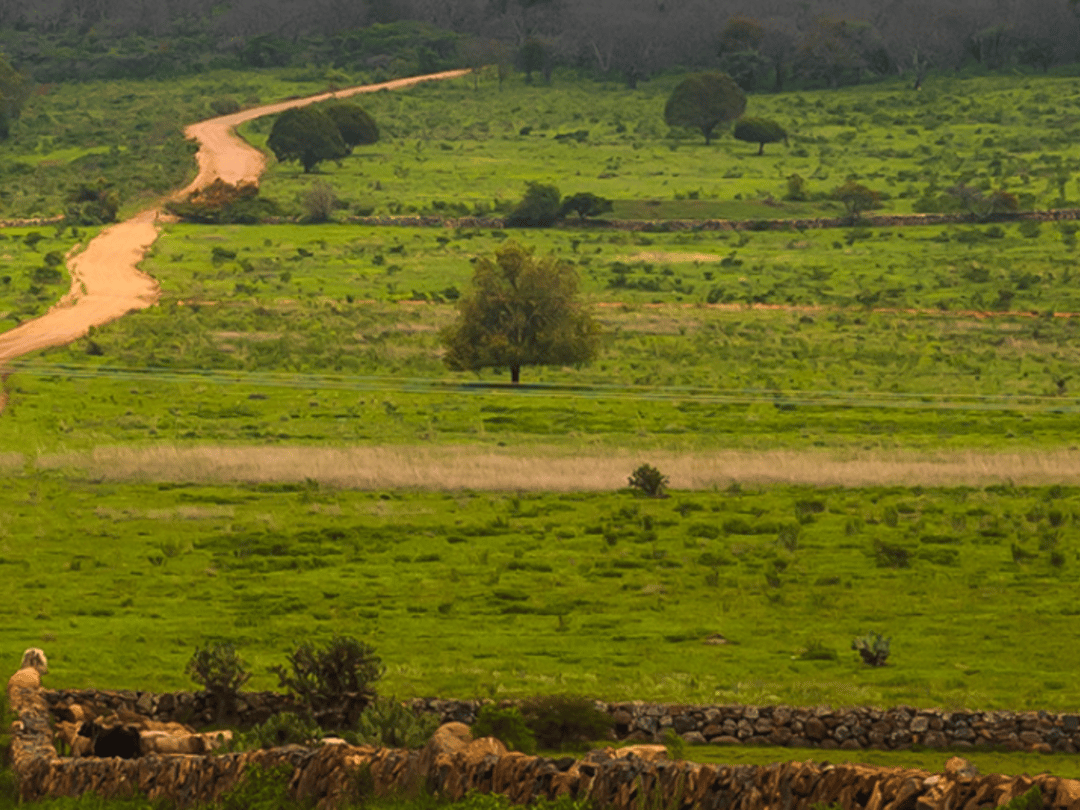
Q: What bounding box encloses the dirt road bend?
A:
[0,68,469,409]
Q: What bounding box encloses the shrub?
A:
[471,704,537,754]
[167,179,280,224]
[347,696,439,749]
[210,97,241,116]
[558,192,613,221]
[519,694,613,750]
[272,635,384,731]
[872,539,910,568]
[506,182,562,227]
[628,464,668,498]
[220,763,296,810]
[303,180,337,223]
[1000,786,1042,810]
[785,173,809,202]
[233,712,323,750]
[852,631,890,667]
[185,641,251,723]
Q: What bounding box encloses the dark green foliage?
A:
[65,182,119,226]
[628,464,668,498]
[506,182,562,227]
[321,103,379,150]
[558,193,613,221]
[440,241,599,384]
[349,697,440,748]
[0,55,31,140]
[733,117,788,155]
[832,180,882,221]
[663,72,746,145]
[873,539,910,568]
[234,712,323,750]
[210,98,242,116]
[185,641,251,723]
[717,51,772,92]
[166,180,280,224]
[519,694,613,750]
[852,631,890,667]
[518,39,551,84]
[471,704,537,754]
[220,763,301,810]
[268,107,349,173]
[271,636,384,731]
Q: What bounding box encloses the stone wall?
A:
[10,685,1080,810]
[41,691,1080,754]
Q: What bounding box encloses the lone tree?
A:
[832,180,881,221]
[268,106,348,173]
[441,241,599,384]
[733,117,788,154]
[320,102,379,150]
[663,72,746,145]
[558,192,613,221]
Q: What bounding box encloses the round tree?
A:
[441,241,599,384]
[267,106,348,173]
[321,102,379,150]
[663,72,746,145]
[733,117,788,154]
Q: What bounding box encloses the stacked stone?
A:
[45,689,293,728]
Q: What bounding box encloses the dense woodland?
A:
[0,0,1077,88]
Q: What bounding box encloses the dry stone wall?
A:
[39,691,1080,754]
[10,685,1080,810]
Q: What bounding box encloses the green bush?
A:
[220,763,299,810]
[999,786,1042,810]
[852,631,890,667]
[185,641,251,723]
[234,712,323,750]
[628,464,668,498]
[272,635,384,731]
[321,103,379,149]
[471,704,537,754]
[519,694,613,750]
[506,182,562,227]
[348,697,439,749]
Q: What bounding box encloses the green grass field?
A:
[241,71,1080,220]
[4,71,1080,780]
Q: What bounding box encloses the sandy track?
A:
[0,69,469,408]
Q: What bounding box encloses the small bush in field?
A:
[852,631,890,667]
[471,704,537,753]
[519,694,613,750]
[303,180,337,222]
[220,763,294,810]
[348,696,439,748]
[628,464,668,498]
[185,641,250,723]
[272,635,383,731]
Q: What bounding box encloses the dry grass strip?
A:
[28,445,1080,490]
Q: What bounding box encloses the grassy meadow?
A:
[241,71,1080,220]
[4,68,1080,763]
[4,474,1080,715]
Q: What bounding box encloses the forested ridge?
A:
[0,0,1077,87]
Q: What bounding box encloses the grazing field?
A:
[2,476,1080,713]
[0,227,98,330]
[242,72,1080,220]
[4,70,1080,773]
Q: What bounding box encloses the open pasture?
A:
[4,219,1080,457]
[1,475,1080,713]
[243,72,1080,220]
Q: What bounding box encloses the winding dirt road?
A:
[0,68,469,382]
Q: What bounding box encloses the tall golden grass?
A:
[28,444,1080,489]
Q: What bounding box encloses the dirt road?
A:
[0,68,469,408]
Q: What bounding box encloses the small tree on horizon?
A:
[267,106,348,173]
[663,72,747,145]
[441,241,600,384]
[733,117,788,155]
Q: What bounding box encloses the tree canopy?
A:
[733,117,788,154]
[0,55,31,139]
[440,241,599,384]
[321,102,379,150]
[663,72,746,145]
[267,106,348,173]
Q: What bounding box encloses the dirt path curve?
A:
[0,68,469,408]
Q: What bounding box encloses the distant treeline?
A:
[0,0,1078,86]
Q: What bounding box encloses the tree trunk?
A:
[758,142,764,155]
[511,365,520,384]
